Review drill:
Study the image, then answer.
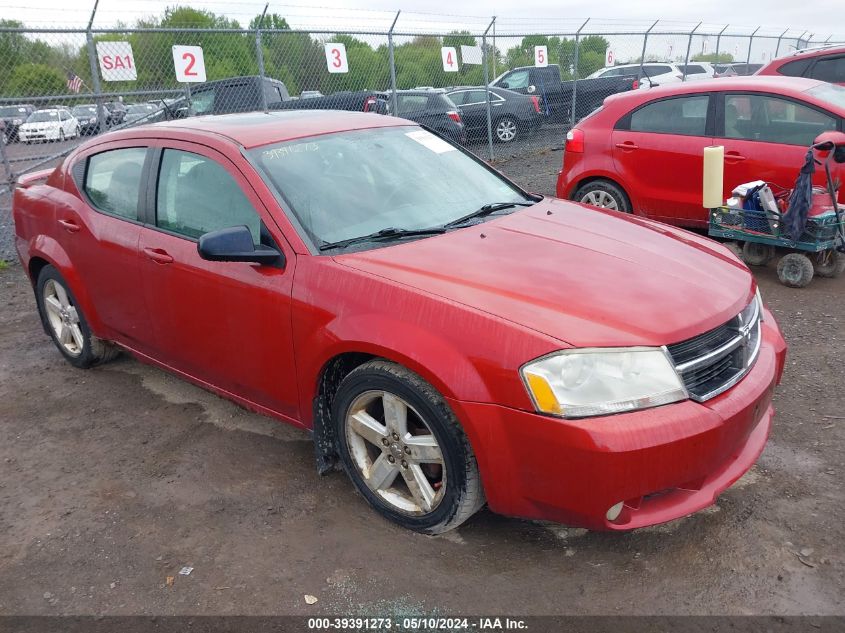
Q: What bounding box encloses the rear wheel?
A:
[741,241,776,267]
[333,360,484,534]
[495,116,518,143]
[777,253,814,288]
[35,265,119,368]
[814,250,845,278]
[573,180,631,213]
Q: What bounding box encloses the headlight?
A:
[13,118,21,125]
[521,348,688,418]
[89,117,97,123]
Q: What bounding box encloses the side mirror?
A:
[197,225,283,266]
[499,81,510,89]
[527,85,536,94]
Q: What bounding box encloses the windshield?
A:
[72,106,96,116]
[27,111,59,123]
[0,106,27,117]
[807,83,845,110]
[250,126,530,250]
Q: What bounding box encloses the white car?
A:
[678,62,717,81]
[18,108,80,144]
[587,63,685,88]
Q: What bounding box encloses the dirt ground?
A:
[0,154,843,617]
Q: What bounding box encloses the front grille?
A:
[666,296,762,402]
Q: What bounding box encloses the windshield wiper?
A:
[319,226,447,251]
[442,201,536,228]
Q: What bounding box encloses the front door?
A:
[137,143,300,420]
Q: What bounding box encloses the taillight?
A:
[631,79,639,90]
[565,128,584,153]
[530,95,541,113]
[447,110,462,123]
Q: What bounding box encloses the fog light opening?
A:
[606,502,624,522]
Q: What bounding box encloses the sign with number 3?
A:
[325,43,349,74]
[172,45,206,82]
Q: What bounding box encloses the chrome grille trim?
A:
[665,296,762,402]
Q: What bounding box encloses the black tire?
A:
[741,241,776,267]
[494,116,519,143]
[332,360,484,534]
[814,250,845,278]
[35,265,119,368]
[573,179,631,213]
[776,253,814,288]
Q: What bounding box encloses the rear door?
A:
[808,54,845,86]
[137,141,300,419]
[717,91,842,200]
[611,93,715,226]
[452,89,498,134]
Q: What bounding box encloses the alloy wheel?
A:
[42,279,84,356]
[345,390,446,515]
[580,189,619,210]
[496,119,517,142]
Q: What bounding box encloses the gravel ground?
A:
[0,147,843,618]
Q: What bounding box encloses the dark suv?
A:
[0,104,35,143]
[380,90,466,144]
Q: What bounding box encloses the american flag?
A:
[66,72,82,93]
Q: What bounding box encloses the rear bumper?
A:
[450,315,786,530]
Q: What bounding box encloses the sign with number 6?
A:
[441,47,458,72]
[172,45,206,82]
[534,46,548,68]
[325,43,349,74]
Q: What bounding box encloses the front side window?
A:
[156,149,261,243]
[629,96,709,136]
[811,56,845,83]
[250,126,530,249]
[503,70,529,89]
[723,93,836,145]
[84,148,147,220]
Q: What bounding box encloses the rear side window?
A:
[84,148,147,220]
[778,58,813,77]
[396,95,428,115]
[811,56,845,83]
[642,65,673,77]
[681,65,706,75]
[629,96,709,136]
[156,149,261,243]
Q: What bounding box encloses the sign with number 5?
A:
[534,46,548,68]
[172,45,206,82]
[441,47,458,72]
[325,43,349,74]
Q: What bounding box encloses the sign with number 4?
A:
[534,46,548,68]
[441,47,458,72]
[325,43,349,73]
[172,45,206,82]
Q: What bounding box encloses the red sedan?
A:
[557,77,845,228]
[14,111,786,533]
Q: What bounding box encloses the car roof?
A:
[99,110,415,149]
[602,75,839,110]
[783,43,845,58]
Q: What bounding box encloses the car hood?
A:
[335,198,754,348]
[21,122,58,129]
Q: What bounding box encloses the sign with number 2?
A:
[172,45,206,82]
[325,43,349,74]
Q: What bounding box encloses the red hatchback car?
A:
[14,111,786,533]
[557,77,845,228]
[756,44,845,86]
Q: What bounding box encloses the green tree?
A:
[693,52,734,63]
[7,63,66,96]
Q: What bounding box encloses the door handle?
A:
[58,219,80,233]
[143,247,174,264]
[725,151,746,162]
[614,141,639,150]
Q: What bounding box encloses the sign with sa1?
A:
[441,47,458,72]
[172,45,206,82]
[325,43,349,73]
[96,42,137,81]
[534,46,548,68]
[604,49,615,67]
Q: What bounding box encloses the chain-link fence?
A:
[0,6,841,261]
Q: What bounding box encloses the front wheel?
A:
[333,360,484,534]
[573,180,631,213]
[35,265,119,368]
